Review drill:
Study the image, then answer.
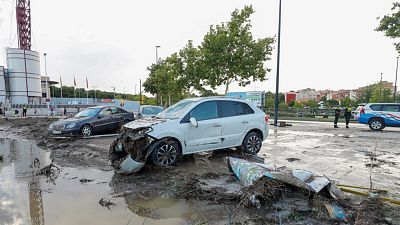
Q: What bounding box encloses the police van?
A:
[357,103,400,131]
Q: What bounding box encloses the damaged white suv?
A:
[109,97,269,172]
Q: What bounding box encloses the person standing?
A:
[344,106,352,128]
[334,106,340,128]
[22,105,27,117]
[63,107,67,116]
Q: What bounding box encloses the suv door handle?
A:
[212,124,221,127]
[242,121,249,124]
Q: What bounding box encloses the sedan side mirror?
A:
[97,114,104,119]
[189,117,198,128]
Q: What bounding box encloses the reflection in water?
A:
[0,139,46,225]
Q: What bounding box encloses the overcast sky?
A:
[0,0,398,94]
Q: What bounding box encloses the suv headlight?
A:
[65,123,77,129]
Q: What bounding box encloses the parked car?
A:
[48,106,134,137]
[110,97,269,168]
[137,105,164,119]
[357,103,400,131]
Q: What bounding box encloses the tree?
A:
[376,3,400,52]
[340,97,357,107]
[357,84,375,103]
[278,102,289,110]
[294,101,304,109]
[200,5,275,94]
[288,100,295,107]
[179,40,206,94]
[304,100,318,109]
[265,98,274,109]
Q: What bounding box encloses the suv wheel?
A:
[369,118,385,131]
[241,132,262,155]
[151,140,179,166]
[81,124,92,137]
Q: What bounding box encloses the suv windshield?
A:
[158,99,195,119]
[75,108,101,118]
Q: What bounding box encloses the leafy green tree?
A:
[288,100,295,107]
[200,5,274,94]
[294,101,304,109]
[265,98,274,108]
[340,97,357,107]
[376,3,400,52]
[278,102,289,110]
[304,100,318,109]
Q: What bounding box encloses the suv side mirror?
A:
[189,117,198,128]
[97,114,104,119]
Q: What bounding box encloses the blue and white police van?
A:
[358,103,400,131]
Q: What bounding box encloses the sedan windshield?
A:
[158,99,195,119]
[75,108,101,118]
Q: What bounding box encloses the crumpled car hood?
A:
[123,117,167,130]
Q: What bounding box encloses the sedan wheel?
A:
[151,140,179,166]
[81,125,92,137]
[242,132,262,154]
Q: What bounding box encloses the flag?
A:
[74,77,77,87]
[86,77,88,89]
[59,76,62,87]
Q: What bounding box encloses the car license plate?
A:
[52,131,62,135]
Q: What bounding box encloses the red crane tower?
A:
[16,0,32,50]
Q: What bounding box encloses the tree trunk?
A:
[160,95,163,106]
[168,94,171,107]
[224,82,230,95]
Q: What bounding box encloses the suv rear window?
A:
[369,104,382,111]
[219,101,254,118]
[381,104,400,112]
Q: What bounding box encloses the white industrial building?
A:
[0,48,44,105]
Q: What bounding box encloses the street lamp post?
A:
[44,53,49,100]
[395,56,399,102]
[92,86,98,103]
[156,45,161,63]
[379,73,383,102]
[274,0,282,126]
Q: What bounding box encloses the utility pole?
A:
[139,79,142,105]
[379,73,383,102]
[395,57,399,102]
[274,0,282,126]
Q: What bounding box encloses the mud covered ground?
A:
[1,117,400,224]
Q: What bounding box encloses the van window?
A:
[370,104,382,111]
[381,104,400,112]
[189,101,218,121]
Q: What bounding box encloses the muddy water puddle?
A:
[0,139,219,225]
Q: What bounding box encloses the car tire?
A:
[150,139,179,166]
[369,118,385,131]
[81,124,93,137]
[241,131,262,155]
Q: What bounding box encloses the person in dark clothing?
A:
[334,107,340,128]
[63,107,67,116]
[22,105,27,117]
[344,107,352,128]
